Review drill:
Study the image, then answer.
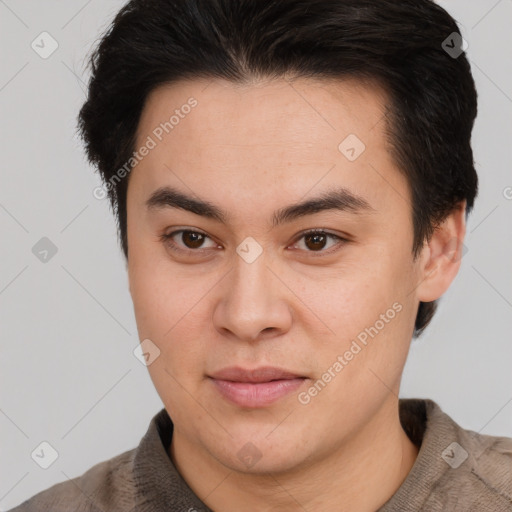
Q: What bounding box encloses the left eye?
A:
[292,230,345,253]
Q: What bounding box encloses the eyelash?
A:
[159,228,348,257]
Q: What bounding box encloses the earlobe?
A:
[416,201,467,303]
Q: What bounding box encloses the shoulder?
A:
[7,448,138,512]
[424,399,512,511]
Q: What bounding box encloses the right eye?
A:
[160,229,220,254]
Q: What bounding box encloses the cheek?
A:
[308,260,397,335]
[305,247,416,372]
[128,248,214,372]
[129,263,209,415]
[130,267,204,342]
[128,234,192,334]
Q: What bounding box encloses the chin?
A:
[223,448,304,475]
[208,428,311,475]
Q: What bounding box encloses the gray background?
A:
[1,0,511,509]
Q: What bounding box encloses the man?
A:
[9,0,512,511]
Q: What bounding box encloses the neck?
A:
[169,397,419,512]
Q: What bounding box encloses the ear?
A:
[416,200,467,302]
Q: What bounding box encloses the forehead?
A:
[137,76,389,148]
[130,76,408,222]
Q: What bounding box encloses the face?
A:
[126,77,425,474]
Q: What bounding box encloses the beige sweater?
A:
[8,399,512,511]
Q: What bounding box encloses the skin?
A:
[126,76,466,511]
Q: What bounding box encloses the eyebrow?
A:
[145,185,376,228]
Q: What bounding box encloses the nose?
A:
[212,247,293,343]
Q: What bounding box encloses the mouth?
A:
[208,366,308,408]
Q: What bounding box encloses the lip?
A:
[208,366,307,408]
[210,366,305,383]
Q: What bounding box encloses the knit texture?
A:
[8,399,512,511]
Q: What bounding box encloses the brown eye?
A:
[160,229,218,254]
[304,232,328,251]
[181,230,206,249]
[292,229,347,255]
